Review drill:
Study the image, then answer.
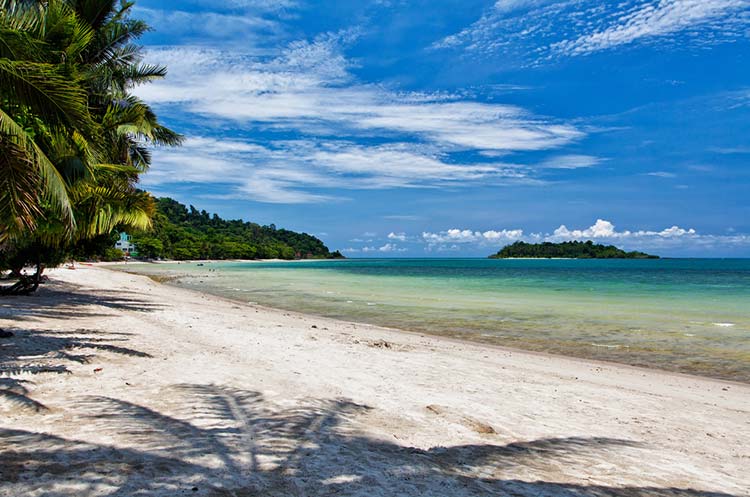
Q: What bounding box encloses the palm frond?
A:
[0,107,74,237]
[0,58,94,133]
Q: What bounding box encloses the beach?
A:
[1,265,748,496]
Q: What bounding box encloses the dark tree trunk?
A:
[0,261,44,296]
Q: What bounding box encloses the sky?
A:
[133,0,750,257]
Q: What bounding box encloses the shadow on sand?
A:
[0,280,157,412]
[0,279,164,322]
[0,384,740,497]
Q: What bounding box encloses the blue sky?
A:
[133,0,750,257]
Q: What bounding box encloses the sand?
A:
[0,265,748,496]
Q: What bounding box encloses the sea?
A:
[115,258,750,383]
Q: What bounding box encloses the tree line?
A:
[128,197,342,261]
[489,241,659,259]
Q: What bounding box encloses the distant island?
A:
[489,241,659,259]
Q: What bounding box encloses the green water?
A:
[116,258,750,382]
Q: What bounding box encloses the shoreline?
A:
[1,265,748,495]
[118,265,747,389]
[110,262,749,386]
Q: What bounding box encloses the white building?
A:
[114,232,137,256]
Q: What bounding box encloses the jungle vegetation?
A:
[128,197,343,261]
[489,241,659,259]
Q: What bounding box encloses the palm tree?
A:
[1,0,181,293]
[0,0,98,242]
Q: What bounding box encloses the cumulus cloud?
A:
[362,243,407,253]
[365,219,750,253]
[342,219,750,254]
[422,228,524,246]
[548,219,698,241]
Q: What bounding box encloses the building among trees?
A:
[114,233,137,257]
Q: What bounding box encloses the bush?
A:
[102,248,125,262]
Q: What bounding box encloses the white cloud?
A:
[422,228,524,246]
[646,171,677,178]
[144,135,542,203]
[139,35,583,153]
[379,243,407,252]
[539,154,603,169]
[349,219,750,254]
[541,219,750,252]
[137,28,596,203]
[548,219,698,241]
[550,219,618,240]
[435,0,750,61]
[362,243,407,253]
[135,7,285,45]
[554,0,750,56]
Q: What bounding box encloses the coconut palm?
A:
[0,0,98,241]
[1,0,181,293]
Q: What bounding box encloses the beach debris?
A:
[311,325,318,329]
[93,368,103,373]
[369,339,392,349]
[0,329,14,339]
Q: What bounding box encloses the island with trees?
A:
[489,241,659,259]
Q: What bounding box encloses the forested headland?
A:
[128,197,342,260]
[489,241,659,259]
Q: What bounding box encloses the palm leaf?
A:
[0,107,74,239]
[0,58,94,133]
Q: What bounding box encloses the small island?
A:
[489,240,659,259]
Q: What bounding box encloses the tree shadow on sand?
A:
[0,328,152,414]
[0,279,164,322]
[0,277,159,411]
[0,384,740,497]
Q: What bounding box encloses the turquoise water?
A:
[117,258,750,382]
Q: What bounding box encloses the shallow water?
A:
[115,258,750,382]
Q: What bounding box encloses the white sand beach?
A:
[0,265,748,496]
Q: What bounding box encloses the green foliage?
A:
[132,235,162,259]
[0,0,180,293]
[0,238,69,273]
[130,197,343,261]
[101,247,125,262]
[489,240,659,259]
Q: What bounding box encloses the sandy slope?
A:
[0,265,748,497]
